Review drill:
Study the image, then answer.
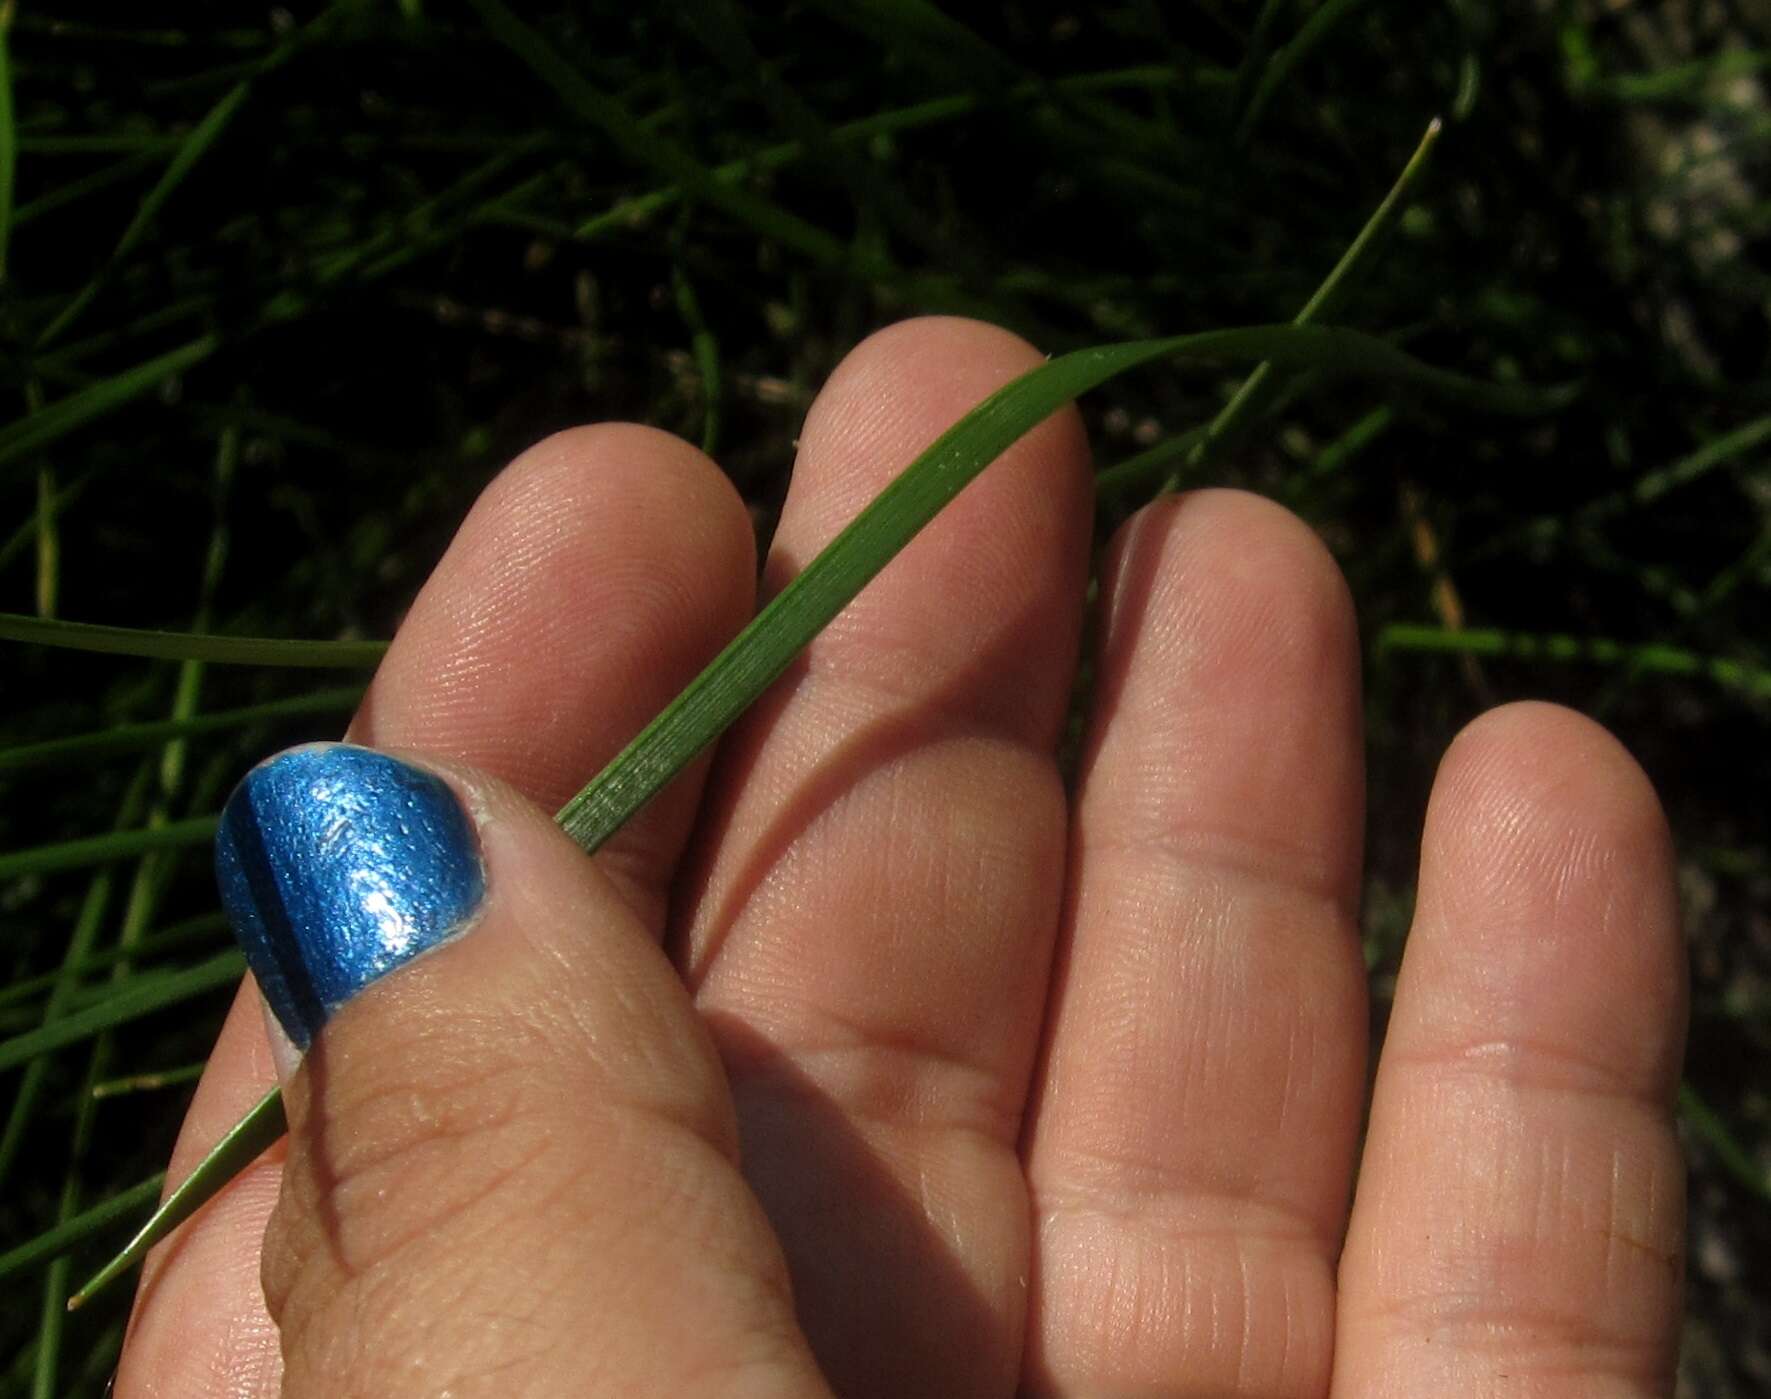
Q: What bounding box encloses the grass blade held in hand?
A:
[66,1092,284,1310]
[1101,115,1440,498]
[556,321,1568,850]
[1185,118,1442,473]
[68,320,1571,1306]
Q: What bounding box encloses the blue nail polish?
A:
[215,744,486,1050]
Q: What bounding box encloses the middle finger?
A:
[675,316,1093,1399]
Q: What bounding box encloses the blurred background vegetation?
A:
[0,1,1766,1393]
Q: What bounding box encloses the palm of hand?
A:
[120,319,1684,1399]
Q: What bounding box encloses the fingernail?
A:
[215,743,486,1051]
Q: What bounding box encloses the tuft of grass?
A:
[2,4,1768,1392]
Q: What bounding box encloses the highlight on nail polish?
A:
[215,743,486,1050]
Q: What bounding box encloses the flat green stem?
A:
[556,321,1566,851]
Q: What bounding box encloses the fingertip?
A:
[1089,488,1363,899]
[747,314,1094,745]
[1426,701,1677,932]
[1101,488,1358,686]
[348,419,759,917]
[256,755,824,1395]
[786,315,1091,549]
[1411,700,1686,1099]
[485,421,758,636]
[1339,702,1687,1395]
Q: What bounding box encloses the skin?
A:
[116,316,1687,1398]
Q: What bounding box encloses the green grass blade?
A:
[0,767,152,1193]
[557,319,1567,850]
[67,1091,284,1311]
[304,136,548,287]
[11,148,164,229]
[33,620,223,1392]
[1698,524,1771,612]
[0,471,90,573]
[68,318,1569,1305]
[0,1173,165,1290]
[1237,0,1377,145]
[34,468,58,620]
[0,815,219,882]
[1603,412,1771,516]
[1305,402,1394,480]
[1378,624,1771,700]
[1095,424,1211,498]
[0,334,219,479]
[1600,51,1771,104]
[466,0,850,269]
[0,686,362,773]
[0,0,17,282]
[1231,0,1291,131]
[811,0,1023,93]
[34,84,249,347]
[0,613,385,667]
[672,263,721,456]
[0,914,231,1010]
[1178,118,1440,479]
[91,1062,206,1099]
[1291,122,1441,327]
[0,951,243,1073]
[1679,1082,1771,1204]
[33,6,334,347]
[12,135,185,156]
[556,67,1184,245]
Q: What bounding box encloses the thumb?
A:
[216,743,830,1398]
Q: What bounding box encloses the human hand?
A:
[117,318,1686,1397]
